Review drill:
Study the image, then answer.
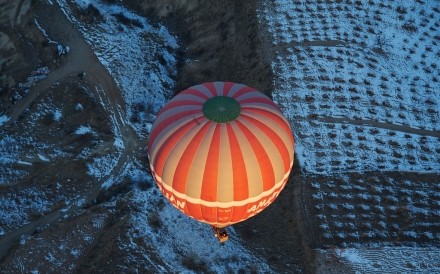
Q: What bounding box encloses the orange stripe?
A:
[202,82,218,97]
[180,88,210,99]
[153,120,197,178]
[201,205,217,224]
[242,107,293,145]
[185,202,202,220]
[222,82,234,96]
[241,114,291,172]
[231,86,255,99]
[217,207,233,223]
[176,178,289,226]
[172,122,211,193]
[158,100,202,115]
[148,110,200,149]
[235,120,275,191]
[200,124,220,202]
[226,124,249,201]
[230,205,247,223]
[240,97,280,111]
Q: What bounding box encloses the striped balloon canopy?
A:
[148,82,294,227]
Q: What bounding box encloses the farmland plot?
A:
[259,0,440,248]
[334,246,440,273]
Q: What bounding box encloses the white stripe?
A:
[217,124,233,202]
[241,111,294,162]
[161,120,209,187]
[227,83,251,97]
[186,123,216,198]
[151,160,293,208]
[190,83,214,97]
[213,82,224,95]
[235,90,269,102]
[149,113,205,165]
[231,121,263,197]
[153,104,202,127]
[242,116,285,185]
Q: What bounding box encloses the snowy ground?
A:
[57,0,178,137]
[56,0,440,272]
[261,0,440,174]
[334,246,440,273]
[53,0,274,272]
[259,0,440,272]
[2,0,439,272]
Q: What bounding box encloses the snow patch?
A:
[17,161,32,166]
[0,115,10,126]
[53,109,62,121]
[86,154,120,179]
[74,125,94,135]
[37,154,50,162]
[335,247,440,273]
[113,136,124,150]
[57,0,179,137]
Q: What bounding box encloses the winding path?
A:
[0,1,141,259]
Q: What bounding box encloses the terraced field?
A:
[259,0,440,247]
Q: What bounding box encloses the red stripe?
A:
[226,124,249,201]
[242,107,294,145]
[185,199,202,220]
[239,97,281,111]
[229,206,248,223]
[202,82,218,97]
[217,207,233,223]
[172,122,211,193]
[241,114,291,172]
[179,178,289,226]
[200,124,220,202]
[148,109,201,150]
[157,100,202,116]
[152,120,197,177]
[222,82,235,96]
[201,205,217,224]
[236,120,275,191]
[231,86,256,99]
[180,88,210,99]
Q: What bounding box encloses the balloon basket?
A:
[211,226,229,243]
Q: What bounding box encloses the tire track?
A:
[316,116,440,138]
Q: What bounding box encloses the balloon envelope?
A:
[148,82,294,227]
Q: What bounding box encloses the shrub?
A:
[112,13,143,28]
[87,4,101,17]
[148,212,162,230]
[402,23,418,33]
[182,254,210,272]
[396,6,407,14]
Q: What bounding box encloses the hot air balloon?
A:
[147,82,294,243]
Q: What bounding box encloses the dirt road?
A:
[0,0,141,259]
